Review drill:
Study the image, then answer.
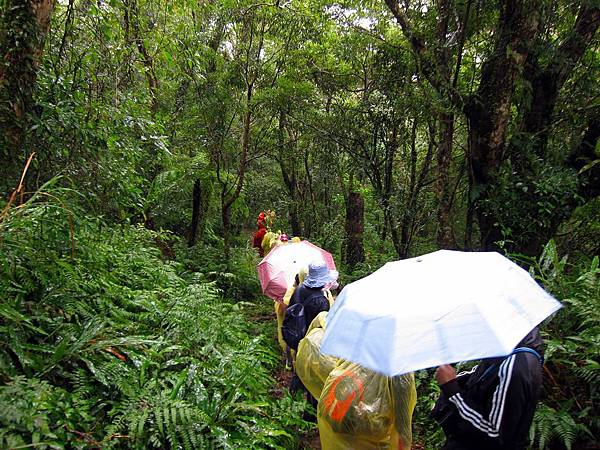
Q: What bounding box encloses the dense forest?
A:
[0,0,598,448]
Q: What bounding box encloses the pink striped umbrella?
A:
[257,241,337,301]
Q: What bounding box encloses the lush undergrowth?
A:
[524,244,600,449]
[1,186,598,450]
[0,189,308,449]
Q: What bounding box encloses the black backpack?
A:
[283,289,329,350]
[282,303,307,351]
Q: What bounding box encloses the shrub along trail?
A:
[2,194,597,450]
[0,197,310,449]
[242,298,320,448]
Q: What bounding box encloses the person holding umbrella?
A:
[432,327,545,450]
[286,260,338,419]
[318,251,561,448]
[288,260,338,336]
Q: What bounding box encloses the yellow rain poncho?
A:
[317,361,417,450]
[295,311,338,399]
[261,231,279,256]
[295,311,416,450]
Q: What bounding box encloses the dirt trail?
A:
[270,367,322,449]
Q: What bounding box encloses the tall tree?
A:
[0,0,55,192]
[432,0,457,249]
[506,3,600,254]
[464,0,542,248]
[385,0,574,251]
[344,191,365,267]
[384,0,474,249]
[123,0,159,117]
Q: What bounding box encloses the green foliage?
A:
[0,188,307,449]
[530,404,593,450]
[1,0,599,448]
[178,243,263,301]
[411,370,446,449]
[481,162,580,251]
[557,198,600,258]
[0,376,92,449]
[512,241,600,449]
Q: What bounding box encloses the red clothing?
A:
[257,212,267,228]
[253,227,267,256]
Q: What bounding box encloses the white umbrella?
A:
[320,250,562,376]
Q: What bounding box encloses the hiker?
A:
[432,327,545,450]
[261,230,280,256]
[295,310,416,450]
[288,260,337,331]
[279,264,335,369]
[317,359,416,450]
[285,260,337,419]
[276,267,308,367]
[252,212,268,257]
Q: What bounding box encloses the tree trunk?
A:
[222,86,251,260]
[277,110,302,237]
[465,0,541,249]
[570,115,600,200]
[184,18,222,247]
[518,5,600,158]
[344,191,365,269]
[188,178,209,247]
[398,119,435,258]
[504,5,599,256]
[433,0,455,250]
[381,123,398,246]
[288,206,301,238]
[303,146,316,238]
[222,200,232,262]
[125,0,159,117]
[216,11,262,262]
[464,156,475,250]
[436,113,454,248]
[0,0,55,191]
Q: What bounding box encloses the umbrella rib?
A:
[432,304,464,322]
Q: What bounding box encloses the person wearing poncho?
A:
[252,212,268,257]
[295,311,417,450]
[288,261,337,420]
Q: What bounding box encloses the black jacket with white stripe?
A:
[435,329,544,450]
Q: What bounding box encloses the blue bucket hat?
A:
[303,260,338,288]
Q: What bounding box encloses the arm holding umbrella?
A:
[435,364,457,385]
[433,328,545,450]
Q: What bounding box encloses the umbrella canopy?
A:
[257,241,336,301]
[320,250,562,376]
